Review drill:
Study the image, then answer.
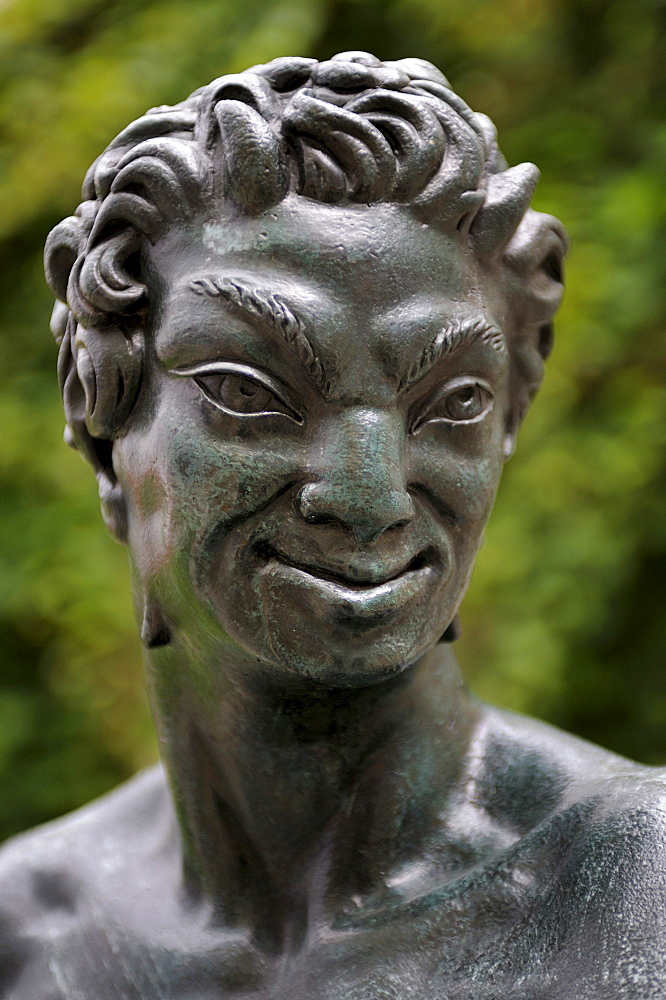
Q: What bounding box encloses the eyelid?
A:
[171,361,294,404]
[411,374,494,433]
[169,361,304,424]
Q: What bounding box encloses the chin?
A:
[264,633,434,690]
[257,589,453,690]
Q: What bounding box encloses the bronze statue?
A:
[1,52,664,999]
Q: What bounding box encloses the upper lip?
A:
[259,545,432,589]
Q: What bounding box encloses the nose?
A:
[296,408,415,543]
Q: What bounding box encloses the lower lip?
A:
[264,558,434,621]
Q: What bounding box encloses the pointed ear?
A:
[97,467,129,544]
[470,163,540,259]
[502,209,568,458]
[44,215,84,303]
[57,318,138,543]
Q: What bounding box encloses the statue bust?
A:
[1,51,664,999]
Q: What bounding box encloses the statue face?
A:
[114,196,511,687]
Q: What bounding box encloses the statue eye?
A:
[412,377,493,433]
[172,362,302,423]
[198,372,274,414]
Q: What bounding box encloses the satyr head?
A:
[44,52,567,689]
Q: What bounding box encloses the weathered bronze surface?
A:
[1,52,665,999]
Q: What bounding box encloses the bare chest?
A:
[14,875,645,1000]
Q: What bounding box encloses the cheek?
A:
[409,420,505,527]
[117,393,303,580]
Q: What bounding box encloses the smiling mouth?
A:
[257,544,434,594]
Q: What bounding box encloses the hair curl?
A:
[44,51,567,478]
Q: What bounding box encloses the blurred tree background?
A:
[0,0,664,842]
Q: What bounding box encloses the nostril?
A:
[296,480,415,539]
[303,510,336,526]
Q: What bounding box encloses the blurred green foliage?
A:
[0,0,664,842]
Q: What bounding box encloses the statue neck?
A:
[145,639,477,953]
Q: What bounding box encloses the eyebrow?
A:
[397,318,505,393]
[188,276,330,394]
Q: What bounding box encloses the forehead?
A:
[152,196,503,381]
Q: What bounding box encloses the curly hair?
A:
[44,51,567,473]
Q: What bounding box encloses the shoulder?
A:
[482,701,666,845]
[478,701,664,807]
[479,706,666,989]
[471,704,666,886]
[546,773,666,994]
[566,767,666,906]
[0,764,170,888]
[468,703,650,836]
[0,766,171,997]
